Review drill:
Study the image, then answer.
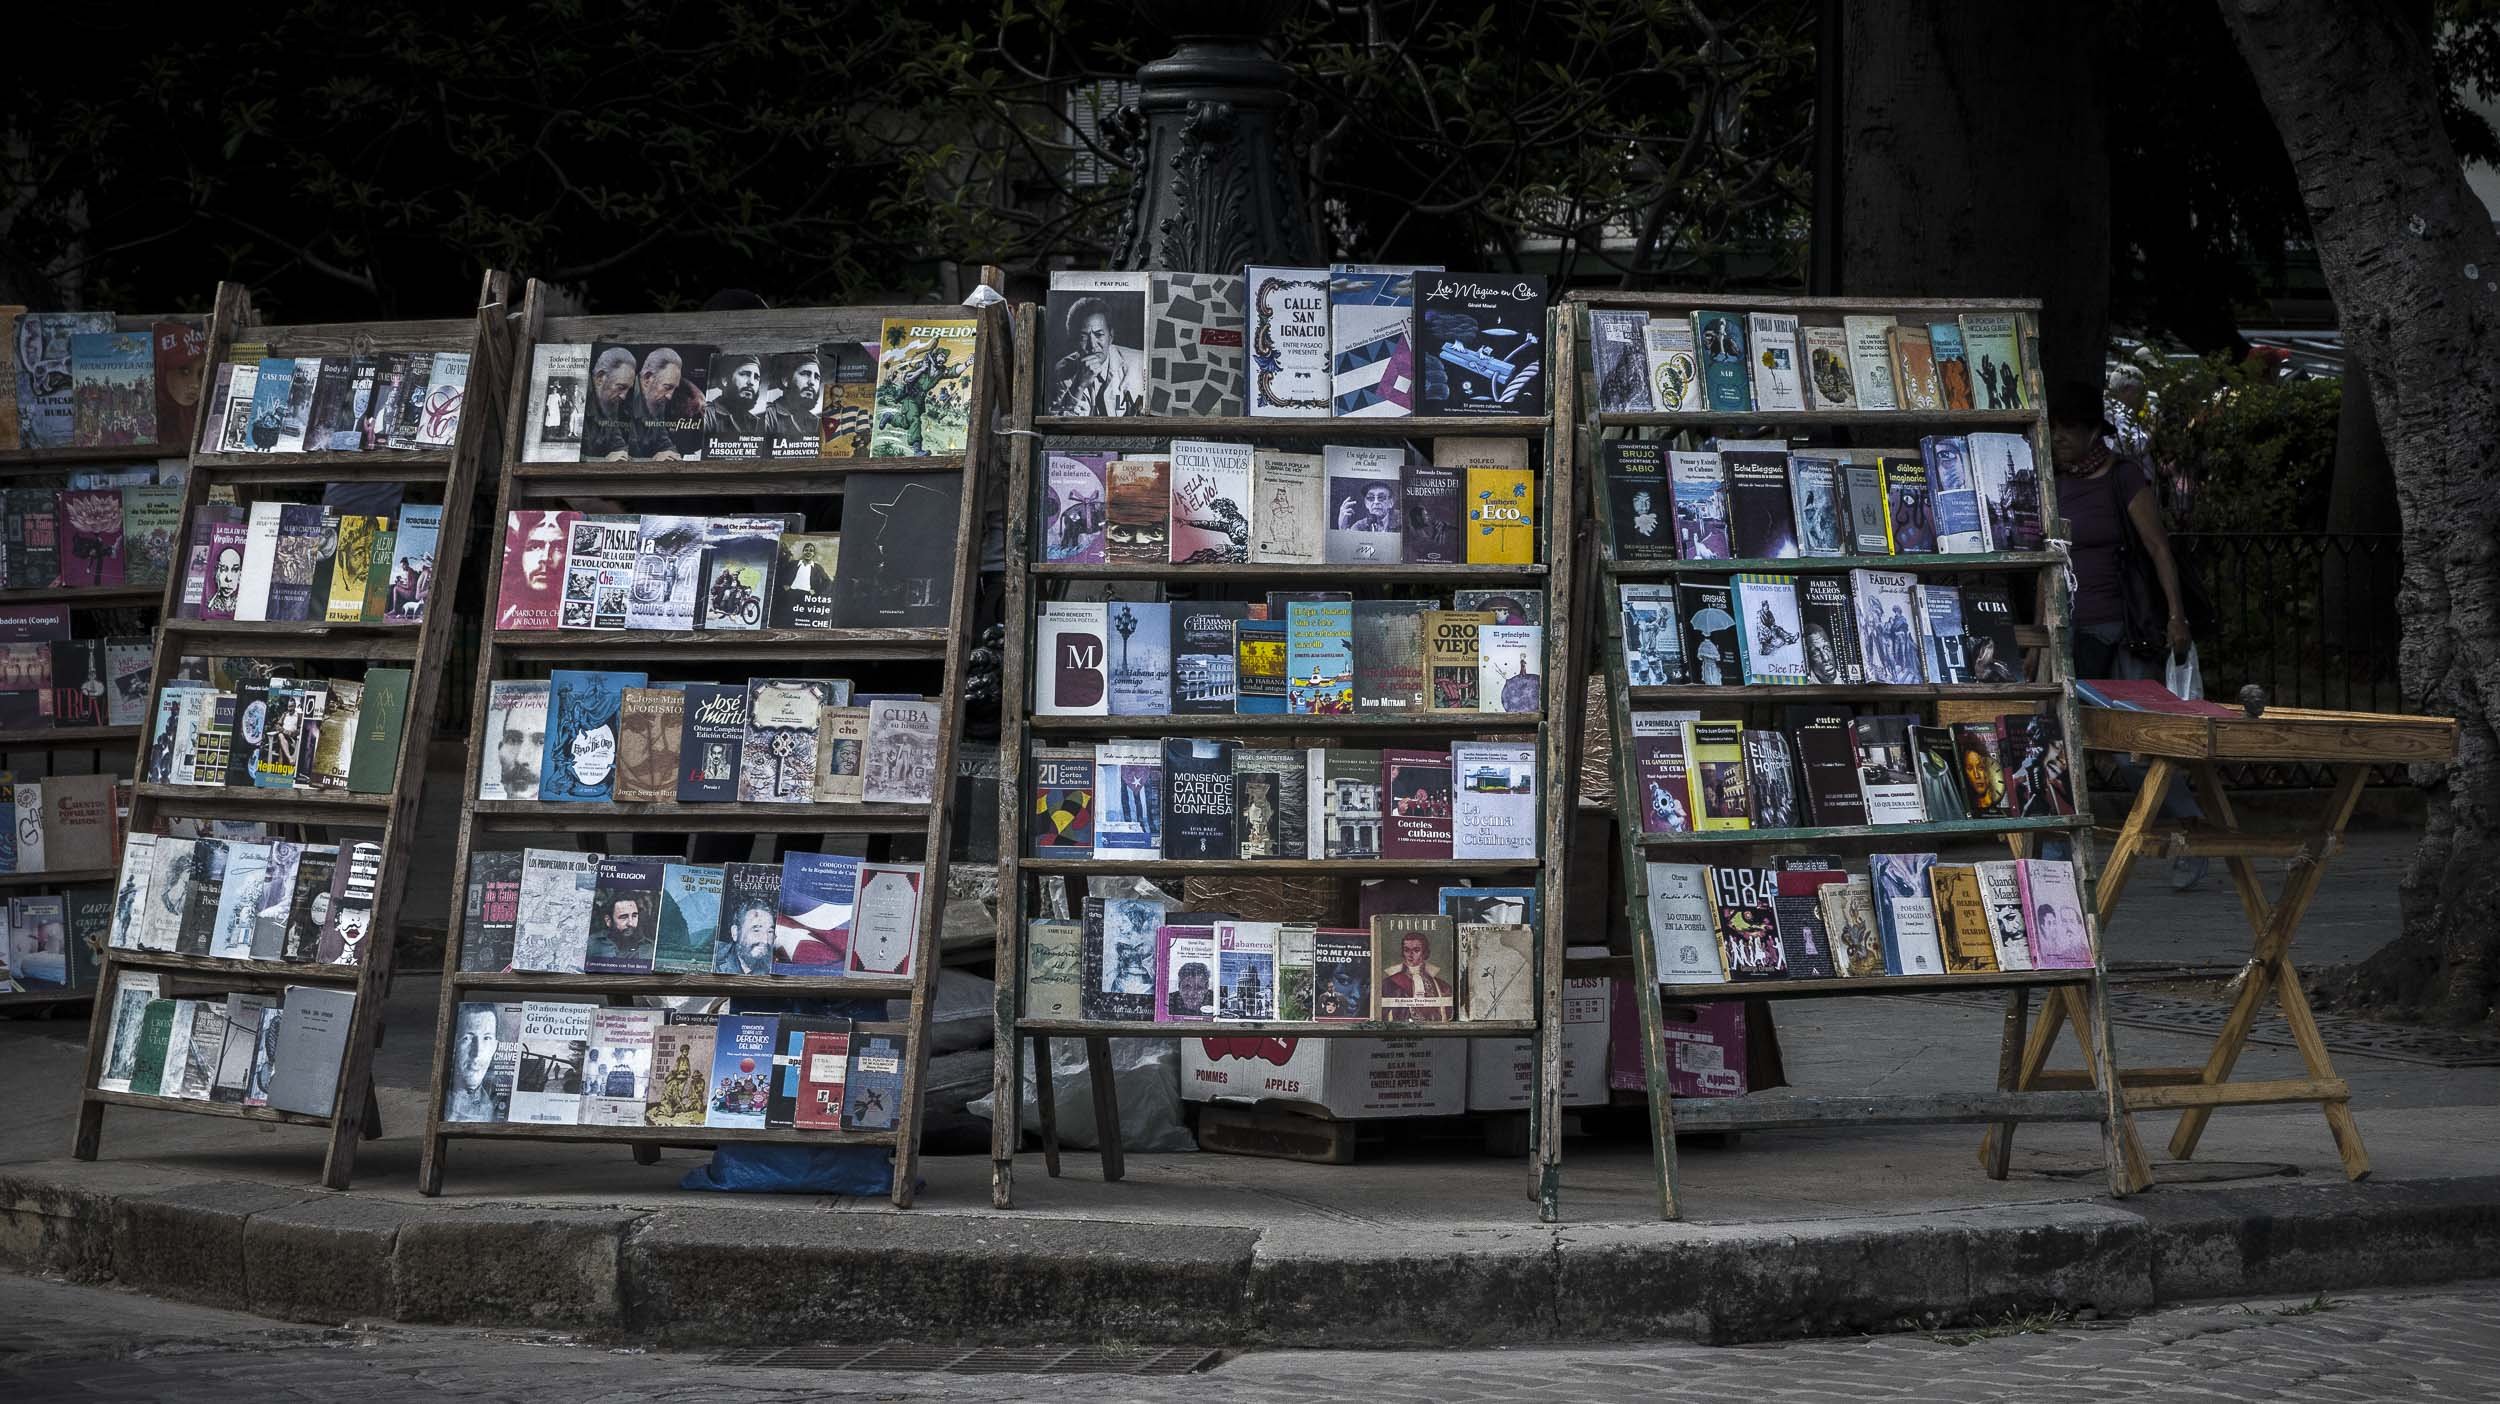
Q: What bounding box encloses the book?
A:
[645,1015,720,1127]
[1669,451,1731,561]
[1604,440,1673,561]
[1041,452,1111,564]
[1588,308,1655,412]
[48,637,104,727]
[1161,738,1236,861]
[1881,455,1935,553]
[1235,616,1288,714]
[441,1001,518,1122]
[1889,325,1940,410]
[1478,623,1541,714]
[1801,322,1857,411]
[1042,270,1148,415]
[1930,864,1998,973]
[57,488,125,587]
[694,513,782,631]
[1167,438,1252,564]
[828,471,959,627]
[1821,876,1884,977]
[1210,921,1278,1021]
[861,697,940,805]
[1320,748,1384,859]
[1457,923,1535,1022]
[70,329,156,447]
[1968,431,2044,551]
[1285,599,1354,715]
[1249,449,1325,563]
[17,314,113,448]
[1646,862,1728,984]
[2001,711,2078,816]
[1682,720,1750,830]
[539,669,643,803]
[580,1007,661,1126]
[702,351,770,459]
[1379,747,1453,859]
[1401,460,1464,563]
[818,339,878,456]
[1172,602,1247,714]
[674,682,746,803]
[231,500,282,621]
[1104,457,1170,563]
[1917,583,1969,682]
[1643,317,1702,411]
[1951,721,2009,815]
[1850,715,1925,824]
[212,993,278,1106]
[816,705,869,804]
[772,852,857,975]
[847,861,923,977]
[1630,713,1694,834]
[739,678,830,803]
[1450,741,1535,861]
[1034,600,1110,716]
[1929,320,1975,411]
[1415,271,1546,416]
[1329,264,1425,417]
[1352,600,1429,712]
[1154,923,1219,1021]
[459,851,523,972]
[1677,577,1739,687]
[1274,923,1318,1019]
[1741,729,1802,829]
[2020,859,2093,968]
[1840,460,1890,554]
[704,1014,777,1129]
[1911,724,1971,822]
[1707,862,1784,979]
[1028,746,1096,855]
[1723,449,1798,560]
[611,687,684,804]
[324,514,380,622]
[1463,462,1537,565]
[1245,266,1333,417]
[97,972,162,1092]
[121,485,183,588]
[1788,455,1846,557]
[1146,271,1246,416]
[1795,575,1862,684]
[1959,313,2027,411]
[1024,918,1084,1020]
[1924,434,1987,553]
[1973,860,2034,972]
[559,512,640,631]
[1104,600,1171,716]
[1958,582,2024,684]
[1731,573,1807,685]
[513,848,599,973]
[1374,913,1457,1022]
[1746,312,1806,412]
[1428,609,1499,710]
[715,863,782,974]
[1870,852,1945,975]
[1306,927,1373,1020]
[1231,745,1307,859]
[1092,740,1164,860]
[1850,568,1925,684]
[522,344,591,462]
[1084,896,1162,1020]
[495,510,576,630]
[1690,310,1753,412]
[264,985,358,1118]
[585,857,664,974]
[412,352,470,447]
[1771,863,1846,979]
[870,317,975,457]
[834,1032,901,1131]
[622,514,706,631]
[788,1024,854,1131]
[1322,444,1405,563]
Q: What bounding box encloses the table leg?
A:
[2093,757,2174,933]
[1085,1036,1125,1183]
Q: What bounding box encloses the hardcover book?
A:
[1850,714,1925,824]
[1646,862,1726,984]
[1104,457,1170,563]
[1427,609,1496,707]
[1643,317,1702,411]
[1604,440,1673,561]
[1669,451,1731,560]
[674,682,746,802]
[1167,439,1252,564]
[586,856,664,974]
[1723,449,1798,560]
[1029,746,1096,855]
[869,317,976,457]
[1329,264,1427,417]
[1850,568,1925,684]
[1245,266,1333,417]
[1322,444,1405,563]
[1746,312,1806,411]
[1676,577,1739,687]
[1731,573,1807,685]
[1709,863,1785,979]
[1041,451,1111,563]
[1450,741,1535,861]
[614,687,684,804]
[1161,738,1236,861]
[1034,600,1110,716]
[1690,310,1753,412]
[1320,748,1384,859]
[1588,308,1655,412]
[1042,270,1148,416]
[1104,600,1171,716]
[1285,599,1354,715]
[1093,740,1164,860]
[1249,450,1325,563]
[540,670,644,803]
[1147,271,1247,416]
[1352,600,1430,712]
[1415,271,1547,417]
[1373,913,1456,1022]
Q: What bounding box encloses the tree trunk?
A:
[2319,370,2401,653]
[2219,0,2500,1027]
[1837,3,2109,402]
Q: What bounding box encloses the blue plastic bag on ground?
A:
[678,997,912,1197]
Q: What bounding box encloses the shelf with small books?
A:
[1569,290,2149,1221]
[991,266,1584,1222]
[417,286,1004,1205]
[74,273,514,1191]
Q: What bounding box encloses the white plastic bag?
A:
[966,1036,1197,1153]
[2164,643,2203,701]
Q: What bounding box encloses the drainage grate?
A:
[710,1344,1225,1376]
[1919,990,2500,1068]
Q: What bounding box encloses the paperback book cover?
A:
[1173,601,1247,714]
[1682,720,1750,830]
[1924,434,1987,553]
[1380,747,1453,860]
[1215,921,1279,1021]
[623,514,706,631]
[847,862,922,977]
[1153,924,1219,1022]
[1232,746,1308,859]
[646,1016,720,1126]
[1245,266,1333,417]
[1929,320,1975,411]
[1250,450,1325,563]
[1093,740,1164,860]
[2001,711,2078,816]
[674,682,745,802]
[715,863,782,974]
[1235,617,1288,714]
[819,339,878,456]
[1147,271,1247,417]
[1951,721,2009,815]
[841,1034,905,1130]
[1930,864,1998,973]
[1167,438,1252,564]
[1630,713,1694,834]
[1959,314,2027,411]
[701,351,770,459]
[1881,456,1935,554]
[1731,573,1807,685]
[1850,568,1925,684]
[1690,310,1753,412]
[1352,600,1429,712]
[1646,862,1726,984]
[1104,457,1170,563]
[1033,600,1110,716]
[1477,623,1541,714]
[1463,463,1536,565]
[767,532,839,630]
[1669,451,1731,560]
[1723,449,1798,559]
[1917,583,1969,683]
[1912,724,1971,821]
[1104,600,1171,716]
[540,670,644,803]
[582,1008,661,1125]
[1041,452,1110,563]
[522,344,590,462]
[614,687,684,804]
[558,513,640,631]
[58,488,125,587]
[1746,312,1806,412]
[1428,609,1495,708]
[1771,861,1846,978]
[827,472,959,627]
[512,1001,594,1124]
[1802,322,1857,411]
[869,317,975,457]
[695,513,783,631]
[1637,318,1702,413]
[1741,729,1802,829]
[1788,455,1846,557]
[1085,896,1162,1021]
[1312,927,1375,1020]
[1709,863,1786,979]
[1604,440,1673,561]
[1321,749,1384,859]
[1850,714,1926,824]
[1451,741,1535,860]
[1589,308,1655,412]
[1322,444,1405,564]
[1870,851,1944,975]
[705,1015,777,1129]
[496,510,576,630]
[2021,859,2093,968]
[1973,860,2034,971]
[457,851,523,973]
[1329,264,1424,417]
[1458,923,1535,1022]
[1024,918,1084,1019]
[1676,577,1739,687]
[1796,575,1863,684]
[1415,271,1546,417]
[1029,747,1095,855]
[1285,599,1354,715]
[1401,462,1463,564]
[1890,326,1941,410]
[740,678,832,803]
[1274,923,1317,1019]
[772,852,858,976]
[1374,914,1456,1022]
[1969,431,2044,551]
[1161,739,1236,860]
[513,848,599,973]
[1041,270,1148,416]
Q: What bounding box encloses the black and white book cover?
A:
[584,343,711,461]
[1788,454,1846,556]
[1161,738,1236,861]
[1796,574,1864,684]
[1604,440,1674,560]
[1415,272,1547,417]
[1042,271,1149,416]
[1723,450,1799,560]
[702,351,769,459]
[523,344,590,463]
[829,473,960,627]
[764,348,825,459]
[1173,601,1247,714]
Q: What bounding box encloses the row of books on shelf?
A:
[172,489,444,624]
[1036,594,1545,719]
[0,483,184,591]
[6,313,205,451]
[104,833,382,966]
[1028,889,1539,1024]
[476,676,939,807]
[1042,268,1545,420]
[1604,432,2043,563]
[442,1003,905,1134]
[1646,854,2092,985]
[1587,305,2033,416]
[94,977,353,1116]
[0,772,125,873]
[197,350,469,455]
[1040,440,1537,567]
[3,887,107,994]
[143,670,411,795]
[519,317,976,462]
[492,485,960,634]
[0,635,150,731]
[1621,573,2024,689]
[1629,709,2076,836]
[1030,738,1537,862]
[460,848,926,979]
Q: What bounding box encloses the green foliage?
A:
[2137,356,2342,533]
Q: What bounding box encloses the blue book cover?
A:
[539,669,647,802]
[1868,852,1937,975]
[841,1033,905,1131]
[1921,435,1985,552]
[1918,584,1968,683]
[1438,884,1540,928]
[385,502,444,622]
[653,862,723,974]
[772,851,858,977]
[1328,266,1419,417]
[704,1014,778,1129]
[1285,599,1353,715]
[244,357,297,452]
[1104,600,1171,716]
[1691,312,1753,413]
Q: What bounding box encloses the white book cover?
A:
[1450,741,1537,860]
[1732,576,1807,684]
[138,837,193,952]
[1801,323,1857,411]
[847,861,924,977]
[1250,450,1326,563]
[1746,313,1806,412]
[1849,568,1925,685]
[861,699,940,806]
[159,1001,201,1099]
[1477,623,1542,714]
[1974,860,2034,971]
[1646,862,1727,984]
[214,364,259,453]
[1890,897,1946,975]
[1642,319,1702,412]
[234,500,286,622]
[510,1000,595,1124]
[1092,739,1163,861]
[513,847,600,973]
[477,680,550,801]
[1214,920,1278,1021]
[106,834,158,949]
[623,514,706,631]
[1304,744,1329,858]
[207,841,270,959]
[1322,444,1406,564]
[1842,316,1900,410]
[1033,601,1110,717]
[1245,266,1333,417]
[11,784,39,875]
[414,352,471,447]
[581,1007,660,1126]
[95,971,162,1093]
[1458,923,1535,1023]
[1167,439,1253,565]
[521,344,591,463]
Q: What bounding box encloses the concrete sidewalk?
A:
[5,822,2496,1346]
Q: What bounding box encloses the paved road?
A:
[6,1272,2498,1402]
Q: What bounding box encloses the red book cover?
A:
[2081,678,2238,716]
[1380,746,1453,859]
[496,509,576,631]
[791,1030,851,1129]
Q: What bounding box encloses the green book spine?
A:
[348,666,412,795]
[129,1000,175,1096]
[361,527,396,622]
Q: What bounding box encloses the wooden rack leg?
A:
[1084,1036,1124,1182]
[1982,986,2032,1178]
[1978,983,2068,1173]
[632,1144,662,1166]
[2076,982,2155,1194]
[71,1099,104,1161]
[1032,1033,1062,1179]
[361,1083,384,1142]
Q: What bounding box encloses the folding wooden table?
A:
[1987,696,2455,1182]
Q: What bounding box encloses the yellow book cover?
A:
[1463,466,1536,564]
[870,316,977,458]
[1929,863,2000,973]
[1680,719,1751,831]
[326,515,382,623]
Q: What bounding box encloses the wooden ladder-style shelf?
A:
[73,271,514,1189]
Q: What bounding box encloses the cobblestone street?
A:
[6,1273,2498,1402]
